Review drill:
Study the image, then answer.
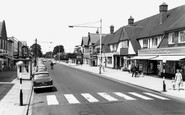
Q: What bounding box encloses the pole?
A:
[99,19,102,74]
[20,78,23,106]
[59,45,60,62]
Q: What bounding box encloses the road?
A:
[30,61,185,115]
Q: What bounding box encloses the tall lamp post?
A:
[69,19,102,74]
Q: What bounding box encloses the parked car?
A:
[33,71,53,92]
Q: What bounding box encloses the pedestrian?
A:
[174,69,183,91]
[128,63,131,73]
[138,64,143,77]
[171,77,176,90]
[131,64,137,77]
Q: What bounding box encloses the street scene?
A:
[1,0,185,115]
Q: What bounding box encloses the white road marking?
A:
[64,94,80,104]
[98,92,118,101]
[143,92,169,100]
[114,92,136,100]
[81,93,99,103]
[129,92,153,100]
[46,95,59,105]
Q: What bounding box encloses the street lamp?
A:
[69,19,103,74]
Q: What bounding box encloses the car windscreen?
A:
[35,73,49,79]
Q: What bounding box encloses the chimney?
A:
[110,25,114,34]
[159,2,168,24]
[128,16,134,25]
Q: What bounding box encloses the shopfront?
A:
[134,47,185,80]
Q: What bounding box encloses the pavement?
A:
[0,61,185,115]
[0,68,33,115]
[59,61,185,100]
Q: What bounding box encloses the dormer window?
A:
[152,37,158,46]
[143,39,148,49]
[168,32,175,44]
[179,30,185,43]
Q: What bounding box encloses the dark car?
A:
[33,71,53,92]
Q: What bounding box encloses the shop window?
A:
[107,57,112,64]
[168,32,175,44]
[178,30,185,43]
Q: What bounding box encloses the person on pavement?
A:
[50,61,54,69]
[174,69,183,91]
[131,64,137,77]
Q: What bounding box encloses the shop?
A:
[133,47,185,80]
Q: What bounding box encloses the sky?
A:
[0,0,185,53]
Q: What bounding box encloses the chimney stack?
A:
[159,2,168,24]
[128,16,134,25]
[110,25,114,34]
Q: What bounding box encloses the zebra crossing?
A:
[46,92,170,105]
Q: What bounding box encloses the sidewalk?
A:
[0,70,32,115]
[59,61,185,100]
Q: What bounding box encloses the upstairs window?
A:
[152,37,158,46]
[179,30,185,43]
[121,41,128,48]
[143,39,148,49]
[168,32,175,44]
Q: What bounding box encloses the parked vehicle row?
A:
[33,58,54,92]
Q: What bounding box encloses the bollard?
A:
[20,78,23,106]
[163,77,166,92]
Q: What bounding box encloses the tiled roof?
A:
[124,26,142,53]
[81,36,88,46]
[108,27,123,44]
[134,4,185,38]
[88,33,106,45]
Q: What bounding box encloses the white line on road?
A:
[64,94,80,104]
[46,95,59,105]
[98,92,118,101]
[81,93,99,103]
[143,92,169,100]
[129,92,153,100]
[114,92,136,100]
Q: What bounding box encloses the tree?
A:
[53,45,64,56]
[30,43,43,57]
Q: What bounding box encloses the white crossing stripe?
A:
[98,92,118,101]
[143,92,169,100]
[64,94,80,104]
[81,93,99,103]
[114,92,136,100]
[129,92,153,100]
[46,95,59,105]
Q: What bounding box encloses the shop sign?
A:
[139,47,185,55]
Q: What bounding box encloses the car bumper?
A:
[33,85,54,89]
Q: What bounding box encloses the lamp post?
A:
[69,19,102,74]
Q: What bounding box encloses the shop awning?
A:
[151,56,185,61]
[131,55,157,60]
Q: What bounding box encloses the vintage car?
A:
[33,71,53,92]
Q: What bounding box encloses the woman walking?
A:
[175,69,183,91]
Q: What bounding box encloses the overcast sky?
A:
[0,0,185,53]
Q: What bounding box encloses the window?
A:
[107,57,112,64]
[121,41,128,48]
[179,30,185,43]
[168,32,175,44]
[152,37,158,46]
[143,39,148,49]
